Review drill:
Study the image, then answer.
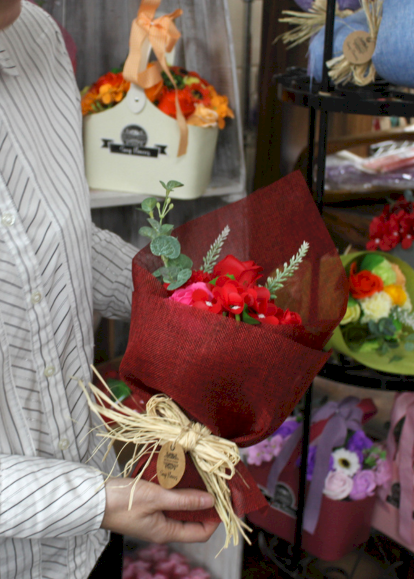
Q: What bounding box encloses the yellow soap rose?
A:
[340,303,361,325]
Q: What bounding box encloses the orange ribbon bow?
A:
[123,0,188,157]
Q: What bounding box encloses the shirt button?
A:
[58,438,70,451]
[2,213,15,227]
[44,366,56,378]
[31,291,42,304]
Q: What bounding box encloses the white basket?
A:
[83,83,219,201]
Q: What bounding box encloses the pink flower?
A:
[349,469,376,501]
[269,434,284,457]
[323,470,353,501]
[245,439,273,466]
[169,282,213,306]
[374,459,392,487]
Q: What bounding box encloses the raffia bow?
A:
[79,367,251,551]
[123,0,188,156]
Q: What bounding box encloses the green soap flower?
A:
[371,259,397,286]
[360,254,386,272]
[359,339,382,352]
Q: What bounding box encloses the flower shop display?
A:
[82,0,234,200]
[246,396,389,561]
[123,543,213,579]
[327,250,414,375]
[80,171,348,550]
[371,392,414,553]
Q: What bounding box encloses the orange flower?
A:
[81,72,130,115]
[187,104,219,128]
[208,86,234,129]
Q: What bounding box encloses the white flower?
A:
[402,292,413,312]
[360,291,393,323]
[323,470,354,501]
[332,448,361,477]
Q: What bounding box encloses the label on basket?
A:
[343,31,375,65]
[157,442,186,489]
[101,124,168,159]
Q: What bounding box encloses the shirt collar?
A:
[0,30,19,77]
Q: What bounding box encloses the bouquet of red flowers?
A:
[84,172,348,549]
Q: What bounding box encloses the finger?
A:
[162,518,220,544]
[155,488,215,512]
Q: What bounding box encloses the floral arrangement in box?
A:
[245,416,391,502]
[366,193,414,253]
[81,66,234,130]
[123,543,212,579]
[79,172,348,550]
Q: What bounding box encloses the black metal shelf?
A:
[275,67,414,118]
[261,0,414,575]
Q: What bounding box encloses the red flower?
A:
[366,196,414,252]
[157,87,195,118]
[186,270,214,286]
[191,288,223,314]
[212,278,245,315]
[349,262,384,299]
[402,233,413,249]
[279,309,302,326]
[213,255,263,287]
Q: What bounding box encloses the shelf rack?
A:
[265,0,414,575]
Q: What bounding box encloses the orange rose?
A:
[349,262,384,300]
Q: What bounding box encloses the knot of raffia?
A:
[77,368,251,551]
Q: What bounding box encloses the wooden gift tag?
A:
[343,31,376,65]
[157,442,186,489]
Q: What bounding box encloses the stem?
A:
[235,314,241,322]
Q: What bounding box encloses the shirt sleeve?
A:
[0,454,106,539]
[91,222,137,320]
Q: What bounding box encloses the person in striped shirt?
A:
[0,2,218,578]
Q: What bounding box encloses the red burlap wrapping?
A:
[119,171,348,523]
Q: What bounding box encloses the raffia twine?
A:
[78,366,252,552]
[274,0,353,49]
[327,0,383,86]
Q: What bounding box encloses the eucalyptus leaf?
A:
[150,236,181,259]
[141,197,159,214]
[390,355,404,363]
[368,320,379,336]
[160,224,174,235]
[139,226,157,239]
[406,333,414,342]
[404,341,414,352]
[152,267,170,278]
[169,254,193,270]
[166,269,192,290]
[147,218,161,231]
[166,180,184,190]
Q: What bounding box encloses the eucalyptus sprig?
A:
[265,241,309,300]
[138,180,194,291]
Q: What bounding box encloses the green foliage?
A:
[138,181,190,290]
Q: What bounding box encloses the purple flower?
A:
[374,459,392,487]
[269,434,284,458]
[349,469,377,501]
[294,0,360,11]
[346,430,373,463]
[297,446,335,481]
[246,439,273,466]
[275,419,300,439]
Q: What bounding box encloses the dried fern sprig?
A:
[265,241,310,299]
[200,225,231,273]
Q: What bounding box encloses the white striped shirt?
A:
[0,3,136,577]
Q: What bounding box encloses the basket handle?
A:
[123,0,188,156]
